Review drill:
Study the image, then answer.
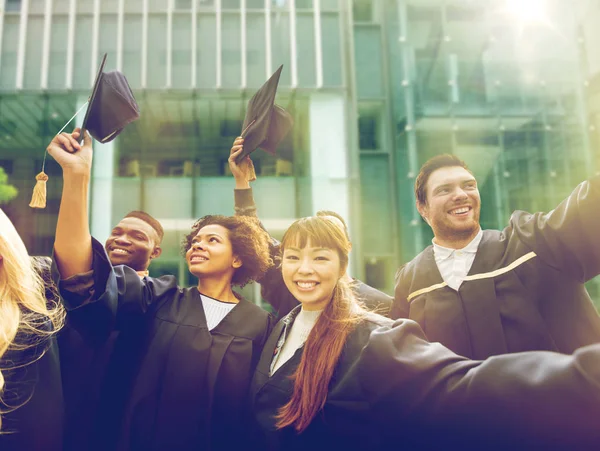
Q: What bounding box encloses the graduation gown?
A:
[392,176,600,359]
[251,312,600,451]
[33,256,117,451]
[0,318,64,451]
[233,188,393,318]
[56,237,273,451]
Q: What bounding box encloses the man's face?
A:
[104,217,161,272]
[417,166,481,244]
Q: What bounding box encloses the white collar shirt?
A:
[432,229,483,291]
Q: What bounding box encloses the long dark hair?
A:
[275,216,365,432]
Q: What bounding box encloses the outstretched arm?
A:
[361,319,600,449]
[49,128,93,279]
[512,175,600,282]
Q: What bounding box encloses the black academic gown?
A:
[392,176,600,359]
[251,312,600,451]
[33,255,117,451]
[56,238,273,451]
[0,319,64,451]
[233,188,393,318]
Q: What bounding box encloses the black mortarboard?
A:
[81,53,140,143]
[30,54,140,209]
[236,65,294,162]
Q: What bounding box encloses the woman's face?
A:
[186,224,241,280]
[281,239,342,311]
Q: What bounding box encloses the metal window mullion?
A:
[191,0,197,88]
[166,0,173,88]
[65,0,77,89]
[15,0,30,90]
[265,0,272,78]
[289,0,297,88]
[90,0,101,87]
[216,0,222,88]
[141,0,148,88]
[240,0,247,88]
[313,0,323,88]
[396,0,423,252]
[116,0,124,71]
[40,0,53,89]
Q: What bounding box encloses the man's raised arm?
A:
[49,128,94,279]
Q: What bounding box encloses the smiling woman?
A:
[249,216,600,450]
[49,129,275,451]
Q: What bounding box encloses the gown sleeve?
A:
[359,319,600,450]
[234,187,298,318]
[52,237,178,345]
[511,175,600,283]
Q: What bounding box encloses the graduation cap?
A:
[80,53,140,143]
[237,65,294,164]
[30,54,140,209]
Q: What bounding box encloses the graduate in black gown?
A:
[250,216,600,451]
[49,128,274,451]
[0,209,65,450]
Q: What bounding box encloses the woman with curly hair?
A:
[0,209,65,449]
[50,129,274,450]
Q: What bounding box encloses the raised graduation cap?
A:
[80,53,140,143]
[29,54,140,209]
[236,65,294,163]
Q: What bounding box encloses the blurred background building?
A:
[0,0,599,306]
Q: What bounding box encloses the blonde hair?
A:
[0,209,64,431]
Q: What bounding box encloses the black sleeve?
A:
[233,187,298,318]
[390,265,410,319]
[53,237,178,345]
[234,188,259,218]
[512,175,600,283]
[359,319,600,449]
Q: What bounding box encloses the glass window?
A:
[321,0,337,10]
[270,12,291,86]
[222,0,240,8]
[407,5,447,111]
[247,0,263,9]
[48,15,69,89]
[221,13,241,87]
[72,16,94,89]
[98,14,118,73]
[172,14,193,88]
[353,0,372,22]
[354,26,383,98]
[321,13,342,87]
[0,17,19,89]
[23,16,44,89]
[295,0,312,9]
[29,0,45,14]
[77,0,95,14]
[246,13,266,88]
[147,15,167,88]
[296,13,316,86]
[360,153,394,255]
[125,0,144,13]
[123,14,143,89]
[5,0,22,13]
[196,15,217,88]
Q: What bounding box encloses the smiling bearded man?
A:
[390,154,600,360]
[104,211,163,276]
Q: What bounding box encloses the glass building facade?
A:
[1,0,599,306]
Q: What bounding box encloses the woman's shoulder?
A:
[344,313,393,352]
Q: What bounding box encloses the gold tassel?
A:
[29,171,49,209]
